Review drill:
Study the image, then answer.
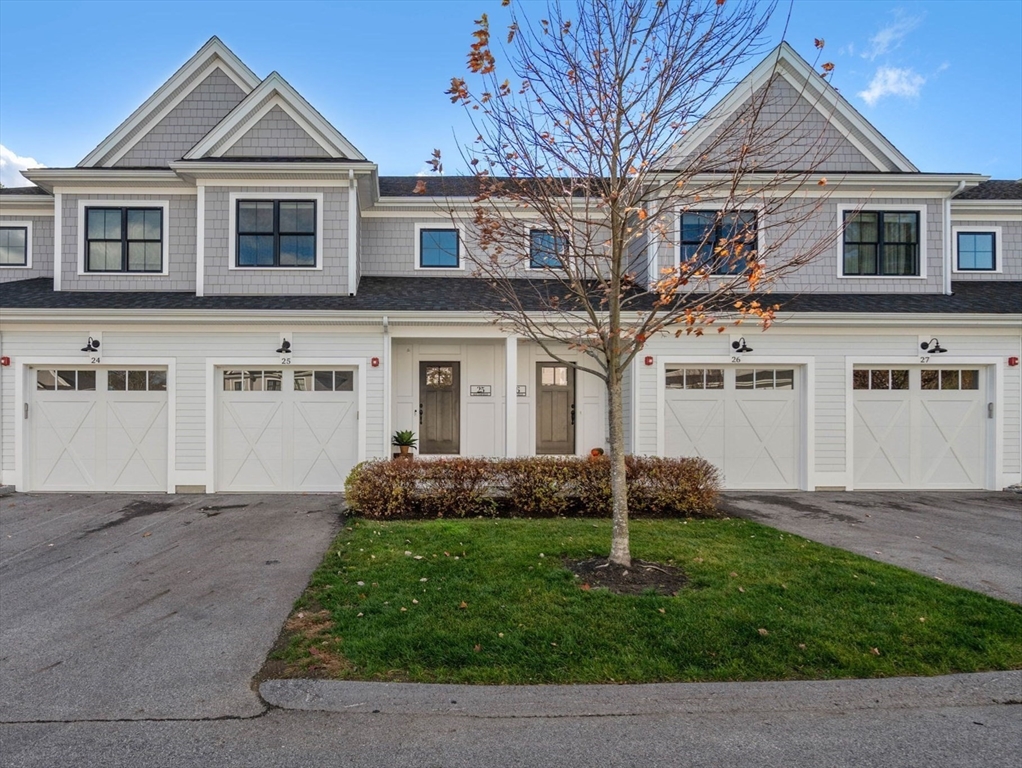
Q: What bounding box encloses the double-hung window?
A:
[237,200,317,267]
[842,210,920,276]
[956,230,997,271]
[529,229,568,269]
[679,210,756,275]
[85,207,163,272]
[418,227,460,268]
[0,225,29,266]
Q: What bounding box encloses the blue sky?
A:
[1,0,1019,186]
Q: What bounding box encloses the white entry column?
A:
[505,335,518,457]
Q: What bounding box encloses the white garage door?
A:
[30,368,168,492]
[853,367,987,489]
[664,366,800,489]
[216,368,358,492]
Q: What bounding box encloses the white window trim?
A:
[952,225,1002,274]
[836,204,928,280]
[76,199,171,276]
[0,220,32,268]
[414,222,466,271]
[228,191,325,271]
[676,206,765,277]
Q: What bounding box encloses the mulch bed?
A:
[565,557,688,596]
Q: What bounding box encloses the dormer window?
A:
[85,207,163,272]
[953,227,1000,272]
[236,200,317,267]
[416,226,461,269]
[0,224,30,267]
[841,210,921,277]
[679,211,757,275]
[529,229,568,269]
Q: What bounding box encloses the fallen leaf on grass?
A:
[412,599,419,604]
[738,587,745,593]
[579,583,591,591]
[758,628,769,636]
[870,647,881,656]
[658,608,666,614]
[474,644,482,652]
[459,601,468,609]
[729,571,738,578]
[798,643,806,650]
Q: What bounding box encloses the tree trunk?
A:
[606,366,630,567]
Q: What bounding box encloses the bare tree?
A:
[426,0,838,567]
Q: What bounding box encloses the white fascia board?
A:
[672,42,918,174]
[654,172,986,198]
[169,161,373,184]
[22,169,187,193]
[78,37,260,168]
[951,199,1022,220]
[0,199,54,215]
[183,72,366,161]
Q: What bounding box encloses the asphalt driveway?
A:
[0,492,341,722]
[719,491,1022,604]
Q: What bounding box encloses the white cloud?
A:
[858,66,926,106]
[0,144,44,188]
[862,13,922,61]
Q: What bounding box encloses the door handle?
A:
[570,403,576,426]
[419,404,423,425]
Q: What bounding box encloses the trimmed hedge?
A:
[343,456,721,520]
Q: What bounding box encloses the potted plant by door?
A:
[392,430,418,461]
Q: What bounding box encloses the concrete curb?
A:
[261,670,1022,717]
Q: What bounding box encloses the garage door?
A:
[853,367,987,489]
[216,368,358,492]
[30,368,168,492]
[664,366,800,489]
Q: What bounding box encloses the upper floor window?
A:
[85,207,162,272]
[842,210,919,277]
[236,200,316,268]
[679,210,756,275]
[0,225,29,266]
[418,227,460,268]
[955,230,997,271]
[529,229,568,269]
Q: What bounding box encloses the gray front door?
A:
[419,362,460,454]
[536,363,575,455]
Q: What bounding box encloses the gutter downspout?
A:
[944,181,966,295]
[348,169,358,297]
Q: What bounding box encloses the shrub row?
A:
[343,456,721,520]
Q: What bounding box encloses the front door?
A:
[536,363,575,454]
[419,362,460,454]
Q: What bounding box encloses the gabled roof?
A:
[78,37,261,168]
[183,72,365,161]
[674,42,918,173]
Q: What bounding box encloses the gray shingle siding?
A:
[0,215,53,283]
[115,70,247,167]
[61,194,196,291]
[203,186,348,294]
[686,76,884,172]
[222,105,330,158]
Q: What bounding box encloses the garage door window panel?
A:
[922,369,979,391]
[735,369,794,390]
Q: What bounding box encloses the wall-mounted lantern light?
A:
[731,337,753,354]
[81,337,101,353]
[276,339,292,354]
[920,338,947,354]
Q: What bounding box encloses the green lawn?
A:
[269,517,1022,684]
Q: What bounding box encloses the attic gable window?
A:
[85,207,163,272]
[679,211,757,275]
[842,210,920,276]
[236,200,317,267]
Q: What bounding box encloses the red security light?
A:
[644,355,654,366]
[1009,357,1019,367]
[0,356,9,367]
[371,357,380,368]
